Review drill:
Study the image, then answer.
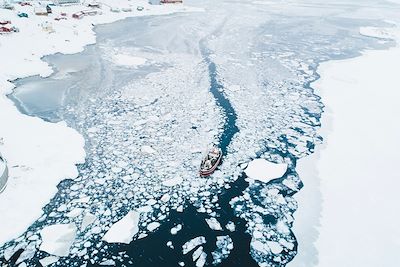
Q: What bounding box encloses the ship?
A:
[199,146,222,176]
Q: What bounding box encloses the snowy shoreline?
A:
[0,0,201,246]
[290,23,400,267]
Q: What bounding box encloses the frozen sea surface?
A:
[0,0,393,266]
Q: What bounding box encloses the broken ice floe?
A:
[147,222,161,232]
[170,224,183,235]
[182,236,206,255]
[102,211,140,244]
[205,217,223,231]
[244,158,287,183]
[81,213,97,231]
[225,221,236,232]
[39,256,59,266]
[211,236,233,265]
[39,223,77,257]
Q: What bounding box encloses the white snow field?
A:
[0,0,200,247]
[292,24,400,267]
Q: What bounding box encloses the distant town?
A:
[0,0,183,34]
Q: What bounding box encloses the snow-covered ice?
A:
[170,224,183,235]
[245,159,288,183]
[81,213,97,231]
[182,236,206,255]
[291,22,400,267]
[39,256,59,267]
[147,222,161,232]
[205,217,223,231]
[102,211,140,244]
[39,224,77,257]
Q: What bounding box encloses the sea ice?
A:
[182,236,206,255]
[192,246,203,261]
[39,256,59,266]
[81,213,97,231]
[245,159,287,183]
[112,54,147,67]
[170,224,183,235]
[39,223,77,257]
[205,217,223,231]
[162,177,183,187]
[141,145,157,154]
[211,236,233,264]
[225,221,236,232]
[267,241,283,254]
[147,222,160,232]
[196,251,207,267]
[102,211,140,244]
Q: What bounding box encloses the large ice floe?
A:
[0,0,395,266]
[39,224,77,257]
[102,211,140,244]
[244,159,288,183]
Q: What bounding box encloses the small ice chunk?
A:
[192,246,203,261]
[267,241,283,254]
[279,238,294,250]
[100,259,116,265]
[137,205,153,213]
[196,252,207,267]
[146,199,157,206]
[205,218,222,231]
[141,145,156,154]
[39,256,59,266]
[162,177,183,187]
[245,159,287,183]
[81,213,97,231]
[39,224,77,257]
[147,222,160,232]
[170,224,182,235]
[251,239,268,253]
[111,167,122,173]
[66,208,84,218]
[102,211,140,244]
[166,241,174,249]
[182,236,206,255]
[161,193,170,202]
[225,221,236,232]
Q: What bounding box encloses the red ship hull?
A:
[199,153,222,177]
